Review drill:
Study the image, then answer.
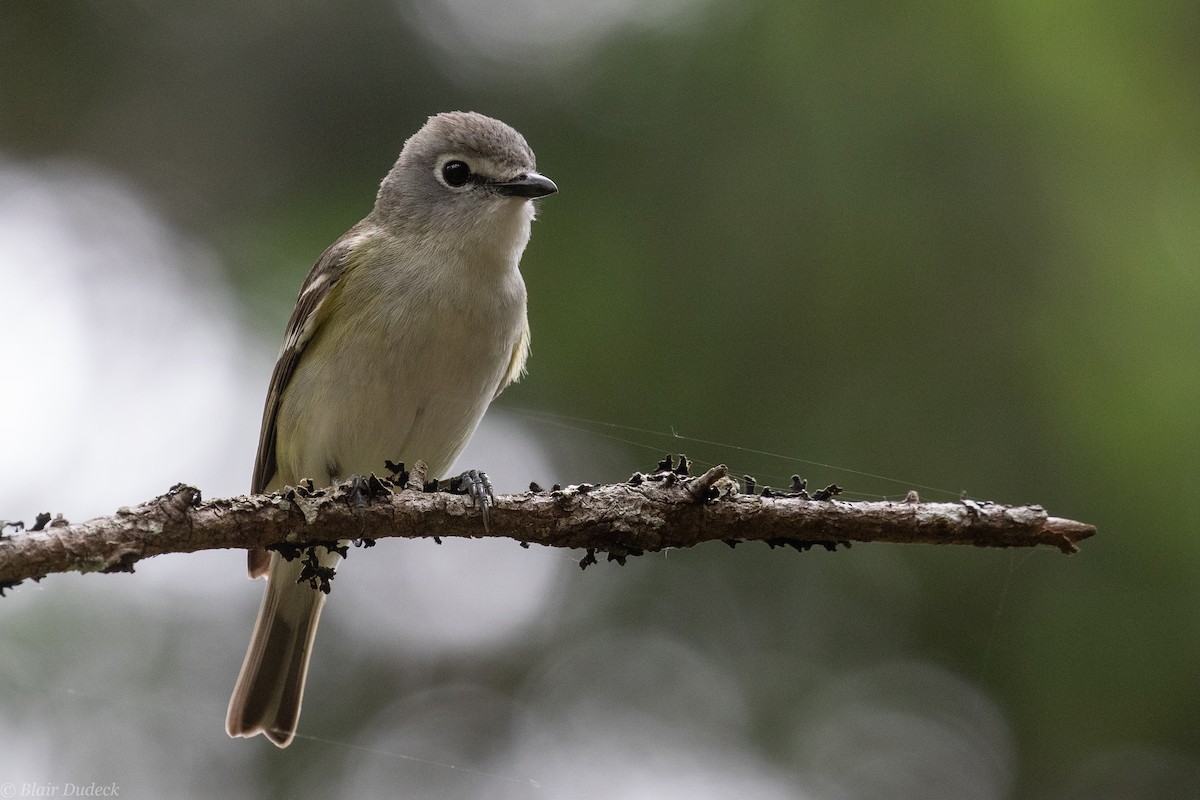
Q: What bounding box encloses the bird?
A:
[226,111,557,747]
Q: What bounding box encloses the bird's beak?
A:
[492,172,558,199]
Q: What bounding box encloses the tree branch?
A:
[0,463,1096,592]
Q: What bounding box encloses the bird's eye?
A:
[442,160,471,187]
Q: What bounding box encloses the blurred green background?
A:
[2,1,1199,798]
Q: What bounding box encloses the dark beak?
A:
[493,172,558,199]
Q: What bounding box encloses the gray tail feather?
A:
[226,551,336,747]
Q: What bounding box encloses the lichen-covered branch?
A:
[0,463,1096,592]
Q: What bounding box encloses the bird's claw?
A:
[345,474,372,516]
[438,469,495,531]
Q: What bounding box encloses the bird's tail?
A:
[226,548,340,747]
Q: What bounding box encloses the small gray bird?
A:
[226,111,556,747]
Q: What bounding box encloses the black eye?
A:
[442,160,471,187]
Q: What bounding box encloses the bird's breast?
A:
[274,254,527,485]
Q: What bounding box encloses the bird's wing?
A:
[247,234,359,578]
[494,317,531,399]
[252,235,358,495]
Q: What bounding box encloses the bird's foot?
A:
[340,473,397,516]
[437,469,495,531]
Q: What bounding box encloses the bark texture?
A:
[0,464,1096,592]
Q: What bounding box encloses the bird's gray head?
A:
[373,112,557,247]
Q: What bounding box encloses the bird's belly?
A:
[274,303,518,487]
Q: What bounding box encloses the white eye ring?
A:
[439,159,473,188]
